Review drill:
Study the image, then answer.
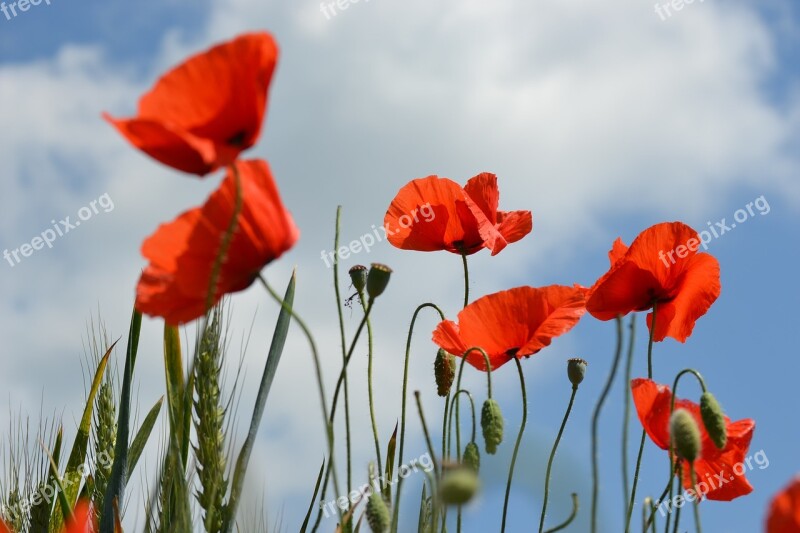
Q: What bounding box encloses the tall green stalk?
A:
[500,358,527,532]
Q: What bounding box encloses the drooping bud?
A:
[349,265,368,293]
[480,399,504,455]
[567,358,588,388]
[670,409,701,463]
[439,467,479,505]
[365,493,390,533]
[700,392,727,450]
[462,441,480,473]
[367,263,393,300]
[434,349,456,397]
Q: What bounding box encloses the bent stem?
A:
[625,303,657,533]
[258,276,342,529]
[591,316,624,533]
[539,386,578,533]
[391,303,446,533]
[332,206,353,497]
[500,357,527,533]
[543,493,579,533]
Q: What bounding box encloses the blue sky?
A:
[1,0,799,531]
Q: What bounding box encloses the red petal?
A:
[767,476,800,533]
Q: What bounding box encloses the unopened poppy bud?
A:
[567,358,587,388]
[434,349,456,397]
[670,409,701,462]
[439,467,479,505]
[349,265,368,293]
[366,493,390,533]
[700,392,727,450]
[480,399,504,455]
[463,441,480,473]
[367,263,392,300]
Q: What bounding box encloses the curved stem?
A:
[539,386,578,533]
[414,391,441,530]
[360,291,382,477]
[500,357,527,532]
[332,206,353,497]
[258,276,342,530]
[622,314,636,514]
[643,461,680,530]
[625,303,658,533]
[391,303,446,533]
[447,390,477,446]
[449,348,492,463]
[591,316,624,533]
[543,493,579,533]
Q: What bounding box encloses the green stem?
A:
[205,163,243,313]
[258,276,342,530]
[360,291,382,477]
[500,357,527,532]
[625,303,658,533]
[539,386,578,533]
[643,461,679,530]
[415,391,441,529]
[690,465,702,533]
[391,303,446,533]
[461,252,469,308]
[543,493,579,533]
[591,316,624,533]
[622,314,636,514]
[332,206,353,498]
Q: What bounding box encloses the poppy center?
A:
[505,347,520,357]
[227,130,248,147]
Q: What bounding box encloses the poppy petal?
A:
[767,476,800,533]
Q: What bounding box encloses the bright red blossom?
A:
[104,32,278,175]
[63,500,94,533]
[432,285,586,371]
[586,222,720,342]
[384,173,532,256]
[766,476,800,533]
[136,159,299,324]
[632,378,755,502]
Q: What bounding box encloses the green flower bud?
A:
[670,409,701,463]
[439,467,479,505]
[367,263,393,300]
[567,358,588,387]
[480,399,504,455]
[463,441,481,473]
[700,392,727,450]
[434,349,456,397]
[348,265,368,293]
[366,493,390,533]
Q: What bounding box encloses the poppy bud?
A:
[463,441,480,473]
[349,265,368,293]
[567,358,588,388]
[700,392,727,450]
[480,399,504,455]
[670,409,701,463]
[434,349,456,397]
[366,493,390,533]
[439,467,479,505]
[367,263,393,300]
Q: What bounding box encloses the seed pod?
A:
[670,409,701,462]
[348,265,368,293]
[700,392,727,450]
[463,441,481,473]
[365,493,390,533]
[567,358,588,387]
[434,349,456,397]
[481,399,504,455]
[367,263,393,300]
[439,467,479,505]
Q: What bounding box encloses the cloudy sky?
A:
[1,0,798,531]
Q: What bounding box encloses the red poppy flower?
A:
[384,173,532,256]
[0,520,10,533]
[631,378,755,502]
[766,476,800,533]
[432,285,586,371]
[586,222,720,342]
[136,159,299,324]
[104,32,278,175]
[63,500,94,533]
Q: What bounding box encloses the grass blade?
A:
[127,397,164,474]
[300,460,325,533]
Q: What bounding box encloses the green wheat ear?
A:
[193,309,229,533]
[93,380,117,511]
